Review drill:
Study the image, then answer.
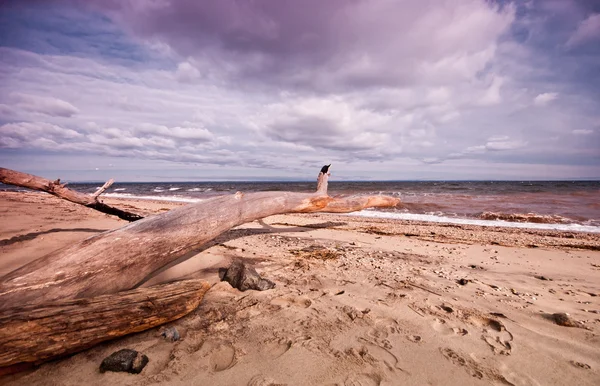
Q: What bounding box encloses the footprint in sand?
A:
[468,316,513,355]
[406,334,422,343]
[210,344,236,372]
[344,372,382,386]
[270,295,312,309]
[440,347,514,384]
[262,339,293,359]
[440,348,484,379]
[359,342,408,373]
[431,318,469,336]
[366,317,400,341]
[247,374,287,386]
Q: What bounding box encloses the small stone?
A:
[160,327,180,342]
[457,278,470,285]
[100,349,148,374]
[440,304,454,313]
[535,275,552,281]
[553,313,581,328]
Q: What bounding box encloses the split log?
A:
[0,167,143,222]
[0,279,210,368]
[0,166,399,309]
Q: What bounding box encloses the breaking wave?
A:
[478,211,571,224]
[349,210,600,233]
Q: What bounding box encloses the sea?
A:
[2,180,599,233]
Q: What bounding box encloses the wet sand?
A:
[1,191,599,385]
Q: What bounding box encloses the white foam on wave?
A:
[103,193,202,203]
[114,188,126,191]
[169,187,181,191]
[349,210,600,233]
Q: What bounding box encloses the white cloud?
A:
[0,121,83,148]
[479,75,505,106]
[0,1,598,180]
[566,13,600,47]
[572,129,593,135]
[485,138,527,151]
[533,92,558,106]
[9,93,79,117]
[175,61,201,83]
[255,96,394,154]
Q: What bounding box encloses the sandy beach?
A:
[1,191,599,385]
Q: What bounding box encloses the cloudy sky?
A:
[0,0,599,181]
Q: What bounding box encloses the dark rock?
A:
[535,275,552,281]
[100,349,148,374]
[457,278,470,285]
[553,313,581,327]
[221,260,275,291]
[468,264,484,270]
[440,304,454,313]
[160,327,180,342]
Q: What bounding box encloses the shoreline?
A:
[1,191,599,385]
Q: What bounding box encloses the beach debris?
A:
[535,275,552,281]
[457,278,471,286]
[335,290,345,295]
[290,245,339,260]
[403,280,442,296]
[407,304,425,317]
[552,313,584,328]
[100,349,148,374]
[220,260,275,291]
[570,361,591,370]
[341,305,364,321]
[440,304,454,313]
[160,327,180,342]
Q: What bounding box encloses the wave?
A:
[169,187,181,191]
[103,193,202,203]
[349,210,600,233]
[186,187,214,192]
[113,188,126,191]
[478,211,571,224]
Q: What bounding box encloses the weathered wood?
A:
[0,279,210,368]
[0,167,399,309]
[0,168,143,222]
[91,178,114,199]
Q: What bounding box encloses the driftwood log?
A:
[0,167,143,222]
[0,166,399,309]
[0,279,210,369]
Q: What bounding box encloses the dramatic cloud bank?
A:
[0,0,598,180]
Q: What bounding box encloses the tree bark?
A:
[0,167,143,222]
[0,279,210,368]
[0,168,399,309]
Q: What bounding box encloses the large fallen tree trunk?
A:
[0,279,210,368]
[0,166,399,309]
[0,167,143,222]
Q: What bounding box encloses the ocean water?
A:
[2,180,599,233]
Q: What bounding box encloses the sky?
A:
[0,0,599,182]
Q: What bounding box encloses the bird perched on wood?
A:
[320,164,331,174]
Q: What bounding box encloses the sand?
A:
[1,191,599,385]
